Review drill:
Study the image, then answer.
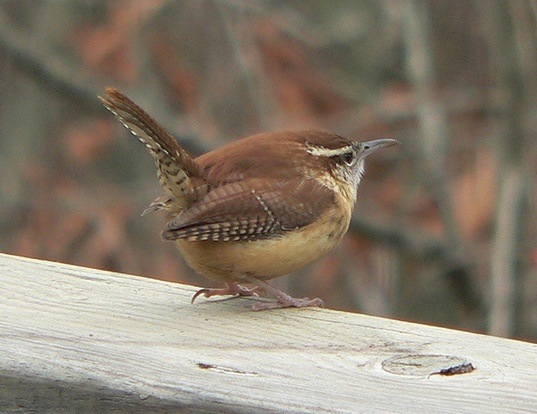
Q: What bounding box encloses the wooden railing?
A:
[0,253,535,413]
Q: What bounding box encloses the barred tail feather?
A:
[100,87,208,209]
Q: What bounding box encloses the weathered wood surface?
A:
[0,253,536,413]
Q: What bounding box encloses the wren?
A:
[100,88,398,310]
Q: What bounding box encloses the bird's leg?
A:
[191,282,260,304]
[244,276,324,311]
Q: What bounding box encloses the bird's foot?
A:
[191,282,260,304]
[242,276,324,311]
[251,296,324,311]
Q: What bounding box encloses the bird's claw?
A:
[191,284,260,304]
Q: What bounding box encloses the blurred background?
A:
[1,0,536,341]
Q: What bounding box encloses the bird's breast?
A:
[176,200,352,282]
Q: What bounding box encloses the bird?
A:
[100,87,398,310]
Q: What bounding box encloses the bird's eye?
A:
[340,150,355,166]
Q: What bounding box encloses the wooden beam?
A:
[0,253,535,413]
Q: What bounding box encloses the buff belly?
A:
[175,208,351,283]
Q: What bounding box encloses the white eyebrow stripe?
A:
[306,144,354,157]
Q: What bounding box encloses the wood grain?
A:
[0,253,535,413]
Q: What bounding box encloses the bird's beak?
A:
[360,138,399,158]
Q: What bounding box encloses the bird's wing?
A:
[162,177,335,242]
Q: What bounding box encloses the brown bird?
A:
[100,87,398,310]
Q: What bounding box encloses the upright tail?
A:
[100,88,209,212]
